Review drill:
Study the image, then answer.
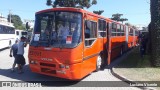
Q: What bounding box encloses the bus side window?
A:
[98,19,106,37]
[120,25,125,36]
[85,27,90,38]
[111,23,117,36]
[130,28,133,36]
[117,24,121,36]
[85,20,97,47]
[85,20,90,38]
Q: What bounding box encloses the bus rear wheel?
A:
[96,55,102,72]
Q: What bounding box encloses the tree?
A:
[111,13,128,23]
[150,0,160,66]
[125,23,132,26]
[93,10,104,15]
[119,18,128,24]
[7,14,25,30]
[46,0,97,9]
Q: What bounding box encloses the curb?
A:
[111,68,155,90]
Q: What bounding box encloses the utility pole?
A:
[9,10,11,23]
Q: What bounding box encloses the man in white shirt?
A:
[16,36,27,74]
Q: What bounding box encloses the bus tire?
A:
[96,55,102,72]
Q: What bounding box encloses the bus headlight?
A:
[65,65,70,69]
[59,64,65,68]
[30,60,37,64]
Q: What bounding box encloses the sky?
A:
[0,0,150,26]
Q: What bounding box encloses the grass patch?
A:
[116,48,152,68]
[114,47,160,90]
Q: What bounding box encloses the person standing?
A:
[58,23,69,43]
[16,36,28,74]
[139,33,148,58]
[9,40,18,72]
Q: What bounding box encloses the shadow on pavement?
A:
[0,47,10,52]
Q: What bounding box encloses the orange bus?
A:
[28,7,138,80]
[128,27,139,48]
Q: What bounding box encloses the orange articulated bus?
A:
[28,7,138,80]
[127,27,139,49]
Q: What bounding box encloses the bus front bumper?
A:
[29,61,82,80]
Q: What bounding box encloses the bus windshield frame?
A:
[31,11,82,48]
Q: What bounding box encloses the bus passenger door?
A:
[97,19,107,65]
[82,20,98,74]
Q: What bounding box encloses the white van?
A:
[15,30,28,40]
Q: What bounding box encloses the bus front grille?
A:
[40,63,56,67]
[41,68,56,74]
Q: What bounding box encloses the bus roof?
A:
[0,22,14,28]
[0,17,14,28]
[36,7,107,19]
[36,7,134,28]
[36,7,84,14]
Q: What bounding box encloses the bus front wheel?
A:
[96,55,102,72]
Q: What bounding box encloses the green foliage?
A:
[111,13,128,23]
[125,23,131,26]
[93,10,104,15]
[47,0,97,9]
[7,14,25,30]
[47,0,52,6]
[119,18,128,24]
[116,48,151,68]
[17,25,25,30]
[150,0,160,66]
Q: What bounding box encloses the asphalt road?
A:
[0,46,141,90]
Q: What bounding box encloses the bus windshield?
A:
[31,11,82,48]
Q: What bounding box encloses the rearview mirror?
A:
[26,22,30,31]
